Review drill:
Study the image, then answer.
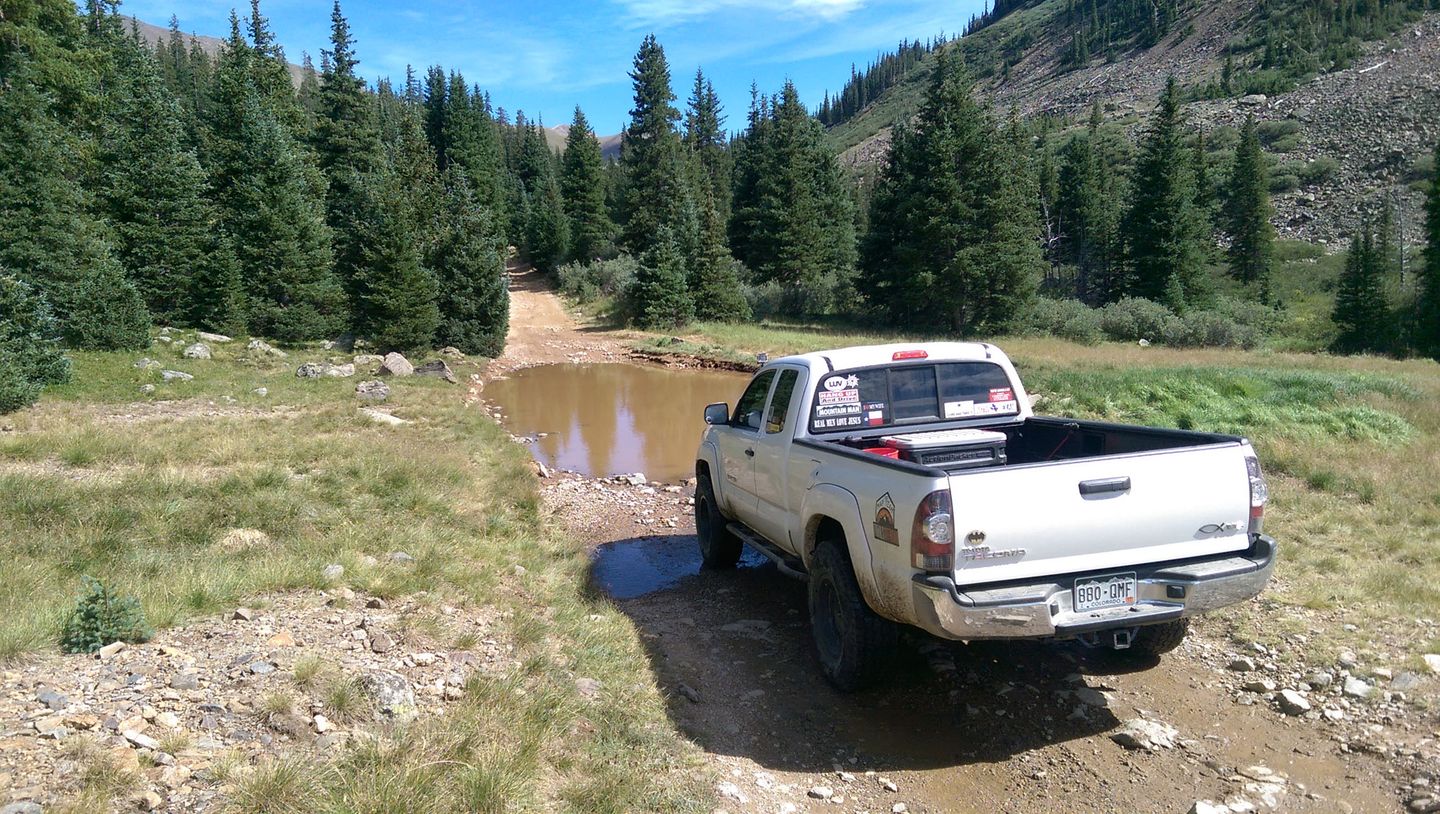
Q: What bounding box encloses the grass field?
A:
[0,332,707,813]
[649,321,1440,660]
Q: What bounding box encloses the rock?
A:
[358,670,417,721]
[365,597,387,609]
[249,661,276,675]
[1423,654,1440,675]
[1239,93,1269,106]
[808,786,834,799]
[1228,656,1257,672]
[717,781,747,804]
[892,805,908,814]
[134,790,163,811]
[360,408,408,427]
[622,472,648,486]
[1278,689,1311,715]
[182,342,212,359]
[575,677,602,700]
[324,363,355,378]
[197,331,232,343]
[415,360,458,384]
[252,387,268,397]
[440,346,465,360]
[219,528,271,552]
[36,688,68,711]
[1189,802,1230,814]
[1074,687,1110,707]
[1243,679,1277,693]
[313,714,334,734]
[1306,672,1334,689]
[124,729,160,750]
[1342,676,1375,700]
[1,803,43,814]
[232,607,255,621]
[169,674,199,690]
[1411,797,1440,813]
[161,370,193,382]
[296,362,326,378]
[140,384,156,394]
[1372,666,1393,680]
[1110,718,1180,751]
[247,338,287,357]
[879,778,898,792]
[355,380,390,402]
[354,354,384,366]
[134,358,161,370]
[369,631,395,653]
[154,711,180,729]
[1392,672,1424,691]
[386,551,415,564]
[378,352,414,377]
[677,683,701,703]
[97,641,127,659]
[267,630,295,647]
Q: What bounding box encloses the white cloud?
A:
[616,0,866,27]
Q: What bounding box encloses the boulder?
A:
[182,343,211,359]
[323,363,355,378]
[197,332,232,343]
[415,360,458,384]
[353,354,384,366]
[247,339,287,358]
[358,670,417,721]
[134,358,161,370]
[1343,676,1375,700]
[440,346,465,360]
[378,352,414,377]
[1110,718,1180,751]
[1277,689,1311,715]
[355,380,390,402]
[161,370,193,382]
[296,362,325,379]
[360,408,408,427]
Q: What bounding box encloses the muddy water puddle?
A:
[484,363,748,483]
[591,535,770,599]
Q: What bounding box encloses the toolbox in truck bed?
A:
[880,429,1007,469]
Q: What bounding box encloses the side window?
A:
[732,370,776,431]
[765,369,801,434]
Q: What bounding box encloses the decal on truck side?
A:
[873,492,899,545]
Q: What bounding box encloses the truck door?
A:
[715,369,775,523]
[750,367,806,548]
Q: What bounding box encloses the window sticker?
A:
[815,403,861,418]
[816,416,864,429]
[988,387,1014,403]
[863,401,887,426]
[818,389,860,405]
[943,400,976,418]
[823,374,860,392]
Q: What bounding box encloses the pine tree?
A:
[631,227,694,329]
[348,167,440,351]
[1224,116,1275,302]
[861,50,1041,334]
[0,274,71,415]
[691,190,751,323]
[428,71,508,241]
[66,258,152,351]
[620,35,689,259]
[684,68,731,225]
[1125,77,1208,310]
[245,0,305,137]
[431,172,509,357]
[1421,140,1440,358]
[561,107,616,262]
[97,39,243,331]
[313,0,382,305]
[1332,223,1390,354]
[516,123,569,271]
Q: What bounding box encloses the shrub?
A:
[1162,311,1262,349]
[1022,298,1102,344]
[555,256,638,305]
[65,260,150,351]
[1099,297,1175,342]
[1269,174,1300,194]
[0,273,71,414]
[743,280,785,322]
[1212,296,1279,338]
[59,577,153,654]
[1257,119,1303,145]
[1299,156,1340,186]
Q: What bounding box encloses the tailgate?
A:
[949,444,1251,585]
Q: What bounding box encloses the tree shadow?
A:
[589,532,1146,774]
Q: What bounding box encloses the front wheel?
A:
[695,472,742,568]
[808,538,897,692]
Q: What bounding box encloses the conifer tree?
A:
[0,273,71,415]
[684,68,731,225]
[631,227,694,329]
[245,0,304,136]
[1125,77,1208,310]
[516,123,569,271]
[690,191,750,323]
[620,35,689,259]
[98,40,243,331]
[1422,140,1440,358]
[66,259,151,350]
[561,107,616,262]
[348,167,440,351]
[428,71,508,240]
[431,172,509,357]
[1332,223,1390,354]
[1224,116,1275,302]
[861,50,1040,334]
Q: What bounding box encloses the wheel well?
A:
[806,515,846,559]
[696,460,711,483]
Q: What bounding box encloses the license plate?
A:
[1074,573,1138,612]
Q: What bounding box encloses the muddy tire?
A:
[808,538,898,692]
[1127,619,1190,659]
[695,472,742,568]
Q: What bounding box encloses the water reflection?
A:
[484,363,749,483]
[591,535,769,599]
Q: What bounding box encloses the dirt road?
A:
[486,264,631,373]
[502,270,1429,814]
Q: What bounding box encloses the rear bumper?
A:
[909,535,1277,641]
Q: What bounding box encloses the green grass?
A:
[2,335,710,813]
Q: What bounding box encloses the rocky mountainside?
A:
[126,17,308,87]
[545,125,623,160]
[836,2,1440,247]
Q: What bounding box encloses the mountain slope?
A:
[125,16,308,87]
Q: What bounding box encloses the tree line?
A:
[815,37,948,128]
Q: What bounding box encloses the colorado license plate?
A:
[1074,573,1138,612]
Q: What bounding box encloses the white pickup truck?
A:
[694,342,1276,690]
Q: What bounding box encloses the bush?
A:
[1269,174,1301,194]
[1212,296,1279,338]
[1299,156,1340,186]
[59,577,153,654]
[0,273,71,414]
[65,260,150,351]
[556,256,638,305]
[1257,119,1303,145]
[1161,311,1262,349]
[743,280,786,322]
[1099,297,1175,342]
[1020,298,1102,344]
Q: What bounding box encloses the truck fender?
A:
[695,441,729,514]
[799,484,886,617]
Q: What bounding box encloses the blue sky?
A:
[119,0,987,135]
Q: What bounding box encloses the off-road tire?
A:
[1127,619,1190,658]
[695,472,742,568]
[808,538,898,692]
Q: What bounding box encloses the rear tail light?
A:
[911,490,954,571]
[1246,454,1268,535]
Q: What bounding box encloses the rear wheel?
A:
[695,472,742,568]
[808,538,897,692]
[1126,619,1190,659]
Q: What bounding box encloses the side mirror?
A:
[704,403,730,426]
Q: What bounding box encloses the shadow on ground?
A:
[588,532,1158,774]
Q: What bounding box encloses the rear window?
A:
[809,362,1017,433]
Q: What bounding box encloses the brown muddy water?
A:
[484,363,749,483]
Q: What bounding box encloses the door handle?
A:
[744,448,755,458]
[1079,476,1130,496]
